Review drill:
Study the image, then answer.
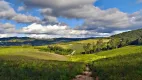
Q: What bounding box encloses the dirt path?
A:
[72,65,95,80]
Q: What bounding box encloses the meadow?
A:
[71,46,142,62]
[90,53,142,80]
[0,46,68,61]
[0,57,85,80]
[70,45,142,80]
[52,39,109,54]
[0,46,85,80]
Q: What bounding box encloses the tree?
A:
[83,43,91,54]
[96,39,103,52]
[108,38,120,49]
[92,42,96,52]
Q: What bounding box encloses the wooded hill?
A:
[111,28,142,45]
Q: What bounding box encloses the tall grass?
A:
[0,56,85,80]
[90,53,142,80]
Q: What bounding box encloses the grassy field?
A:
[0,46,86,80]
[0,56,85,80]
[0,44,142,80]
[0,46,68,61]
[69,45,142,80]
[52,39,109,54]
[90,53,142,80]
[70,46,142,62]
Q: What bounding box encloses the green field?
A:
[0,57,85,80]
[90,53,142,80]
[0,46,85,80]
[52,39,109,54]
[0,46,68,61]
[0,43,142,80]
[71,46,142,62]
[69,45,142,80]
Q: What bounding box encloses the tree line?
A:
[82,37,142,54]
[38,46,73,55]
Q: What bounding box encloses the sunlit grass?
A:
[71,46,142,62]
[90,53,142,80]
[0,56,85,80]
[0,46,68,61]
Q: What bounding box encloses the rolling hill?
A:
[0,37,96,46]
[112,28,142,45]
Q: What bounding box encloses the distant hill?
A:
[111,28,142,45]
[0,37,96,46]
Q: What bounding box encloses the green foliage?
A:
[71,46,142,62]
[51,39,110,54]
[38,46,73,55]
[90,53,142,80]
[83,43,91,54]
[112,28,142,45]
[0,56,85,80]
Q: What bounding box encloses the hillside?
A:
[111,28,142,45]
[0,46,68,61]
[71,46,142,62]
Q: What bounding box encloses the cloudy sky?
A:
[0,0,142,38]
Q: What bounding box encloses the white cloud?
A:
[18,6,25,11]
[12,14,41,23]
[0,0,41,23]
[0,0,142,38]
[0,34,16,38]
[22,0,142,33]
[20,23,123,38]
[0,23,16,33]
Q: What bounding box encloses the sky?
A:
[0,0,142,38]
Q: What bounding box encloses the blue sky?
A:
[95,0,142,13]
[0,0,142,38]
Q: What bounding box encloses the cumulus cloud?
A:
[0,23,16,33]
[0,0,41,23]
[0,0,142,38]
[12,14,41,23]
[0,34,16,38]
[0,22,16,38]
[21,0,142,33]
[19,23,124,38]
